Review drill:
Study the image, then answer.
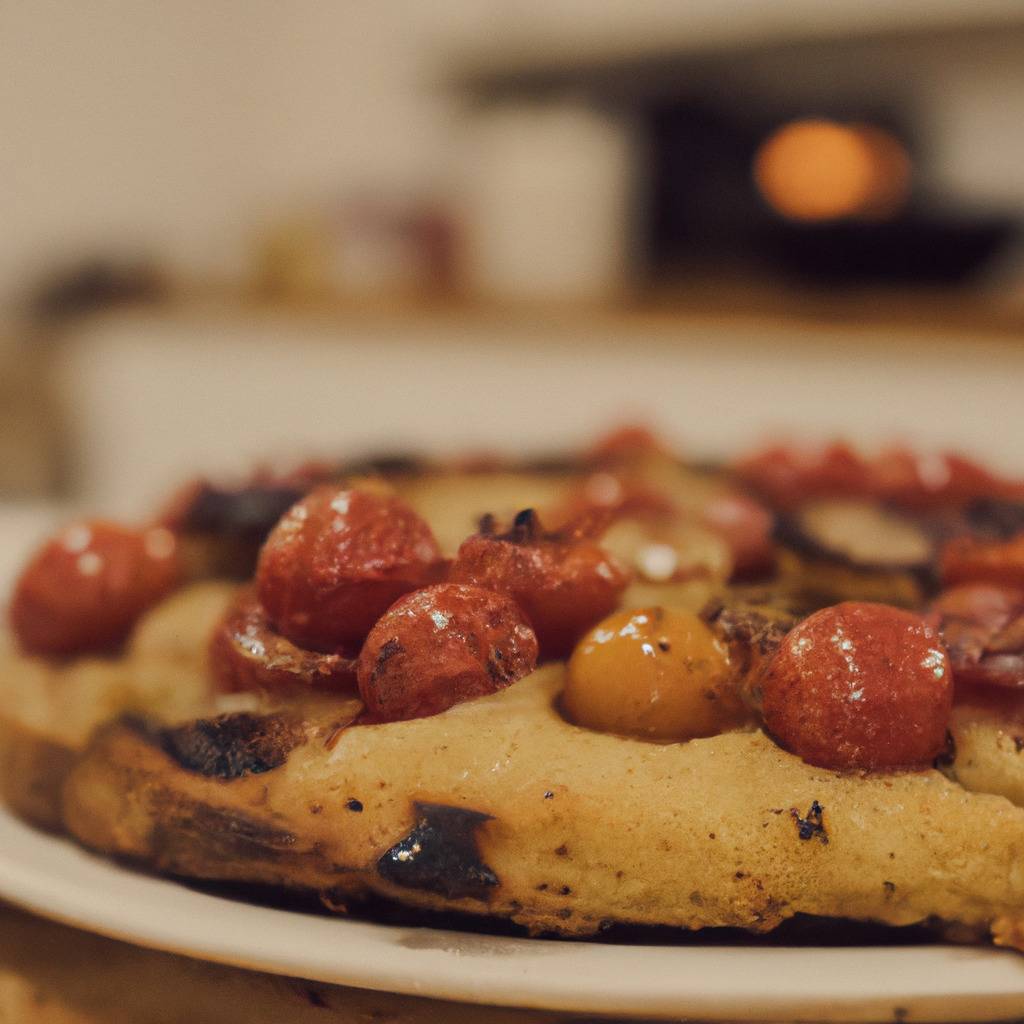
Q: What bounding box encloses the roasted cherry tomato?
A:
[209,589,356,693]
[928,584,1024,690]
[584,424,671,465]
[734,442,870,509]
[563,607,744,741]
[9,521,179,656]
[700,491,775,580]
[940,531,1024,590]
[761,602,952,771]
[256,485,444,653]
[356,583,538,722]
[738,440,1024,511]
[449,509,630,658]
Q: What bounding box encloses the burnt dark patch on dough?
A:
[791,801,828,844]
[346,798,364,812]
[159,713,305,780]
[377,802,498,902]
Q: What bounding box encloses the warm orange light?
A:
[753,119,911,223]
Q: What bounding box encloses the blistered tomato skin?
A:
[449,510,630,658]
[257,486,444,653]
[209,590,356,694]
[356,583,538,722]
[761,602,952,771]
[563,607,745,741]
[9,521,179,656]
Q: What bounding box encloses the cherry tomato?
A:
[928,583,1024,690]
[356,583,538,722]
[209,589,356,693]
[449,509,630,658]
[762,602,952,771]
[700,491,776,580]
[256,485,444,653]
[584,424,671,465]
[563,607,744,741]
[9,521,179,656]
[734,442,870,508]
[738,441,1024,511]
[940,531,1024,590]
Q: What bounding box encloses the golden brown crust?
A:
[62,667,1024,940]
[0,582,236,827]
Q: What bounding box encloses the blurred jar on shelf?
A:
[460,98,637,304]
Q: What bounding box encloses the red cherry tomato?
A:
[9,521,179,656]
[762,602,952,771]
[357,583,538,722]
[209,589,356,694]
[700,491,776,580]
[870,448,1024,509]
[928,583,1024,690]
[736,441,1024,511]
[734,442,871,509]
[940,531,1024,590]
[256,486,444,653]
[449,509,630,658]
[584,424,672,465]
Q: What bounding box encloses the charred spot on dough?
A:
[791,801,828,844]
[554,844,569,857]
[377,802,498,901]
[159,713,305,780]
[1014,736,1024,754]
[883,880,897,899]
[346,798,364,812]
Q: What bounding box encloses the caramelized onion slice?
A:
[778,499,934,572]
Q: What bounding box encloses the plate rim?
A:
[3,806,1024,1021]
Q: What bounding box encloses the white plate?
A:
[2,807,1024,1022]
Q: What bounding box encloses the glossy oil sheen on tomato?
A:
[762,601,952,770]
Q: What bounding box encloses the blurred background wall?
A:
[2,1,1024,520]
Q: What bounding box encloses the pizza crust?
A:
[62,664,1024,940]
[0,582,235,829]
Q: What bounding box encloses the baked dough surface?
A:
[62,656,1024,940]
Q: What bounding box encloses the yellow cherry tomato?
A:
[562,607,745,741]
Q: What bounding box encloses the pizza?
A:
[6,428,1024,949]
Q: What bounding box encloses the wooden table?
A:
[0,902,659,1023]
